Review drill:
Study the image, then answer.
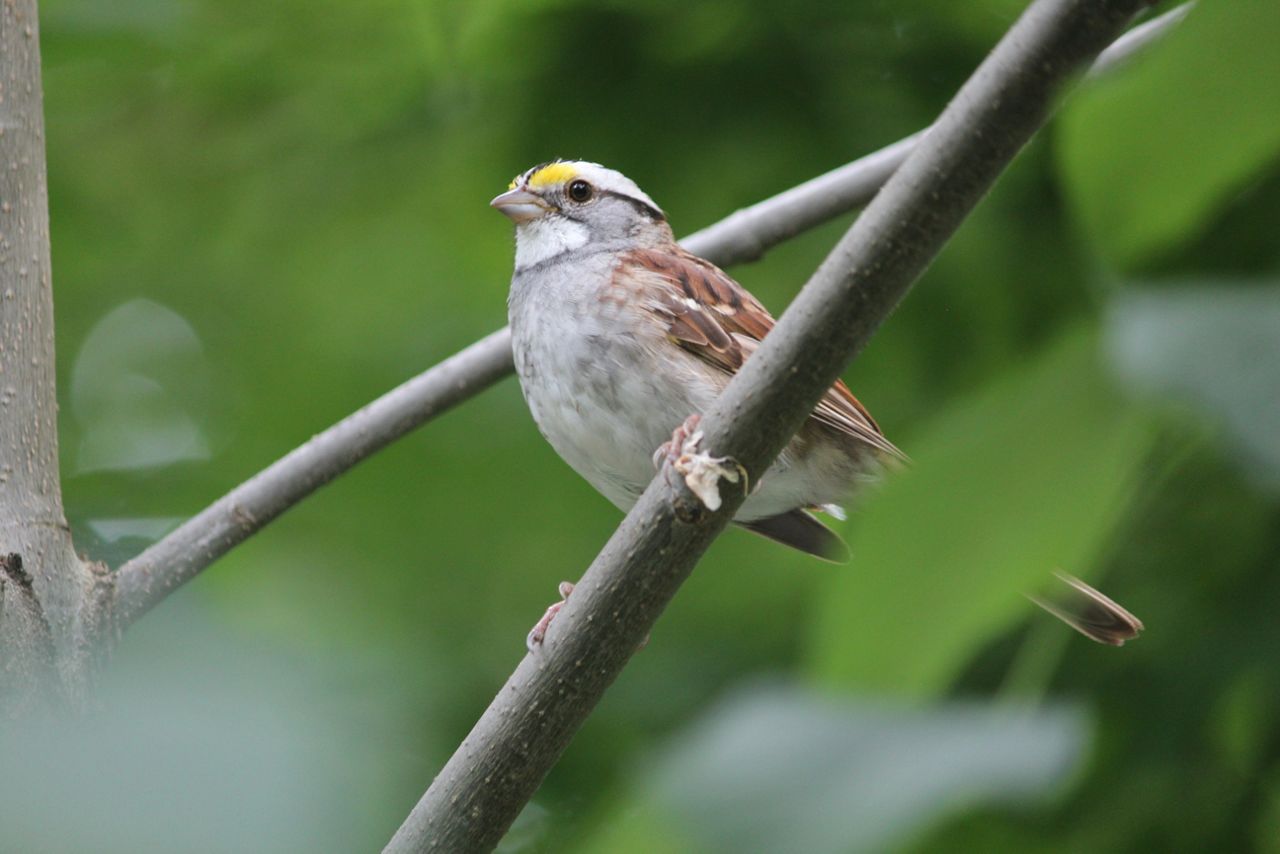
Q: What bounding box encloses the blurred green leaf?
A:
[576,684,1086,854]
[69,299,214,473]
[808,328,1153,696]
[1256,771,1280,854]
[1105,284,1280,493]
[571,801,701,854]
[1208,667,1273,776]
[1057,1,1280,268]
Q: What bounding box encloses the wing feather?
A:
[620,247,905,461]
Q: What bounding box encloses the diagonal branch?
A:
[108,4,1188,628]
[384,0,1157,851]
[678,2,1187,263]
[110,328,516,626]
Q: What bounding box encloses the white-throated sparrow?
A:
[493,159,1141,649]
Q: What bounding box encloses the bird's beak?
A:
[490,188,551,224]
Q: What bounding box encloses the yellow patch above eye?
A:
[526,162,578,189]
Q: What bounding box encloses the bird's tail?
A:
[1026,571,1144,646]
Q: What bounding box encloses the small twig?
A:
[1088,1,1191,78]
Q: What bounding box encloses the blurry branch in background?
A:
[109,329,515,627]
[384,0,1160,851]
[108,3,1190,629]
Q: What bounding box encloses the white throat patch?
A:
[515,216,590,269]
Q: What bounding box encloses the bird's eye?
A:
[567,180,593,203]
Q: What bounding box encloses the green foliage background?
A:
[6,0,1279,851]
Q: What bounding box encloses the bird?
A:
[492,159,1142,650]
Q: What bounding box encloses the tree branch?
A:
[110,328,515,626]
[1087,0,1190,78]
[109,3,1187,628]
[679,2,1188,262]
[384,0,1156,851]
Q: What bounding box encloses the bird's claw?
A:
[654,413,745,511]
[653,413,703,471]
[526,580,575,652]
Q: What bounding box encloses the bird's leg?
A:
[526,580,575,652]
[652,413,703,470]
[525,417,704,654]
[525,580,653,653]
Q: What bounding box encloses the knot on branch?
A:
[1,553,31,588]
[672,447,747,515]
[659,419,748,520]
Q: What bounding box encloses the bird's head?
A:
[491,160,669,269]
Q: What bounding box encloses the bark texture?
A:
[0,0,105,711]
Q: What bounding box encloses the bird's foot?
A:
[653,413,746,511]
[652,413,703,470]
[526,580,575,652]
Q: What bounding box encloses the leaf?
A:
[575,684,1087,854]
[807,328,1153,696]
[1057,2,1280,267]
[69,299,213,473]
[1105,283,1280,493]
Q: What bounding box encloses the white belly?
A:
[512,292,698,511]
[508,259,854,522]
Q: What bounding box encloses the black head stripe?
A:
[600,189,665,222]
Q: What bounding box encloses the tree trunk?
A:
[0,0,103,713]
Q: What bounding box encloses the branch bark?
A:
[675,2,1186,262]
[0,0,103,710]
[109,3,1189,628]
[384,0,1155,851]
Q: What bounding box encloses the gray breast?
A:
[508,252,699,508]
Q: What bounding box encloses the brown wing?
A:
[620,246,905,460]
